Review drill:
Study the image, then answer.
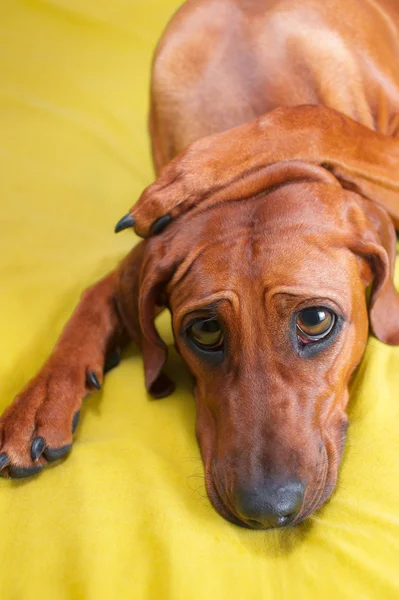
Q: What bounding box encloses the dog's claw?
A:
[44,444,72,462]
[0,453,9,471]
[31,437,45,461]
[72,410,80,434]
[150,214,172,235]
[114,213,135,233]
[86,371,101,390]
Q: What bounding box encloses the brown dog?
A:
[2,0,399,530]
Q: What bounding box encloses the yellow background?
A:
[1,1,399,598]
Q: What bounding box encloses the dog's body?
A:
[2,0,399,529]
[150,0,399,169]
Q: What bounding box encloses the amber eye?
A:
[188,318,224,351]
[296,307,336,342]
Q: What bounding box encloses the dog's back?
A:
[150,0,399,170]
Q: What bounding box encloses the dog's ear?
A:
[350,200,399,345]
[116,239,179,398]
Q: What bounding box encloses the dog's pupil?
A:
[190,318,223,349]
[200,319,220,333]
[301,308,326,326]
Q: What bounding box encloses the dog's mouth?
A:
[294,457,330,524]
[204,469,253,529]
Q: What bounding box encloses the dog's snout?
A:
[234,477,305,529]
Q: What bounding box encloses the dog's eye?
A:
[296,307,335,342]
[188,318,224,351]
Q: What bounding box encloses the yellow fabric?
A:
[1,1,399,598]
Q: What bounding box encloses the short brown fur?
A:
[3,0,399,528]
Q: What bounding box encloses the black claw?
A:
[150,214,172,235]
[86,371,101,390]
[114,213,135,233]
[9,464,43,478]
[31,437,46,461]
[44,444,72,462]
[104,350,121,374]
[72,410,80,434]
[0,453,9,471]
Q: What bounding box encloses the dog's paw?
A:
[0,361,102,478]
[129,137,217,238]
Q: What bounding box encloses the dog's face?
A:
[133,182,397,529]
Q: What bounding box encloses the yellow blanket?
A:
[1,1,399,598]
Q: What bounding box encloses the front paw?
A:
[0,363,101,478]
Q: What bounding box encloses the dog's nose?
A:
[234,477,305,529]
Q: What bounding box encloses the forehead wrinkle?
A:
[173,290,241,323]
[167,184,349,287]
[263,235,355,276]
[168,228,254,290]
[266,287,348,311]
[168,191,354,299]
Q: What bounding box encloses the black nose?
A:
[234,477,305,529]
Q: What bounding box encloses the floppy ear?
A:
[351,200,399,345]
[116,239,178,398]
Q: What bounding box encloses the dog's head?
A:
[119,178,399,529]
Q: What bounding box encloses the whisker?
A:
[188,482,206,494]
[194,493,211,508]
[186,473,205,480]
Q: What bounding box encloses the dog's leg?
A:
[0,271,125,477]
[125,105,399,237]
[0,243,149,478]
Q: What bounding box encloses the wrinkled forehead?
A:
[166,184,360,312]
